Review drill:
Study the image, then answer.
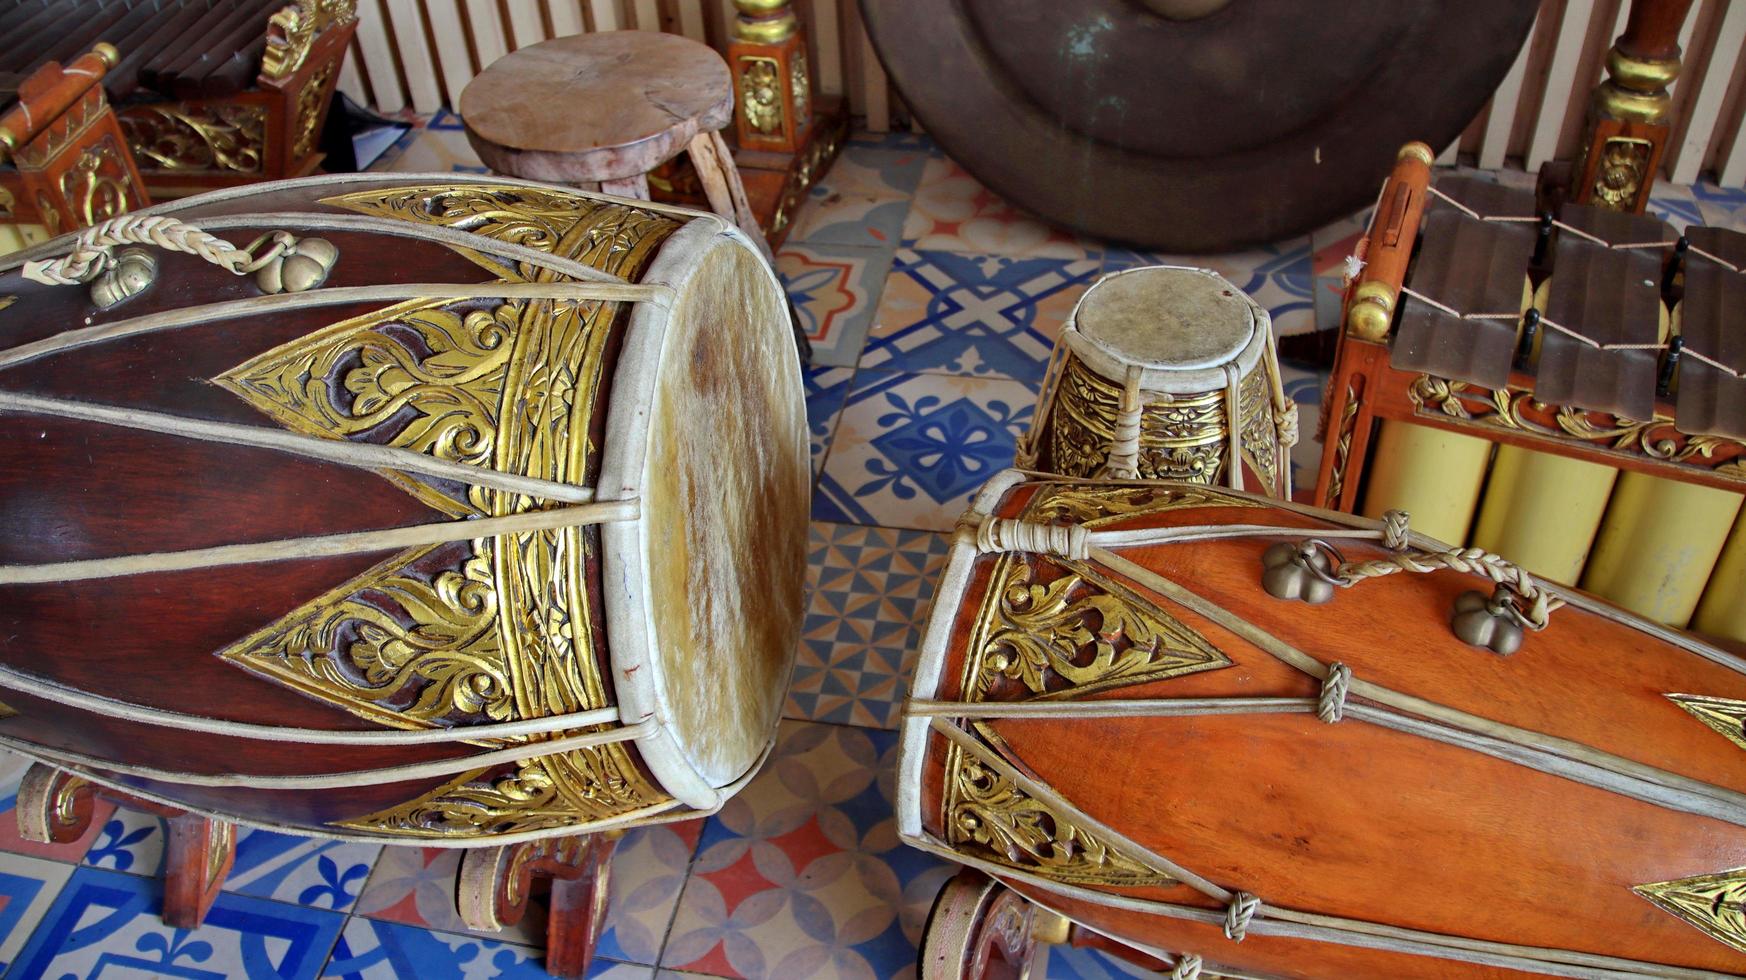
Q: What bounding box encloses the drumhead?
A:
[598,216,808,807]
[1076,266,1256,369]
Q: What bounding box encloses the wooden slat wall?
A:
[338,0,1746,186]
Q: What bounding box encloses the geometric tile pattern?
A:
[659,723,955,979]
[786,523,954,728]
[903,156,1092,259]
[779,242,896,367]
[862,249,1103,380]
[814,369,1037,530]
[786,143,928,249]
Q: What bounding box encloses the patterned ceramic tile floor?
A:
[0,115,1725,979]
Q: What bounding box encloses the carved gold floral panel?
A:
[962,554,1231,702]
[1636,867,1746,953]
[943,740,1177,887]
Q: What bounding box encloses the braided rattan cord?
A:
[22,214,293,286]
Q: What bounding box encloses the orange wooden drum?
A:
[902,470,1746,979]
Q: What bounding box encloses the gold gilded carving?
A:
[1667,694,1746,753]
[740,57,783,135]
[120,104,267,174]
[1592,137,1652,211]
[944,741,1177,886]
[790,52,810,126]
[1409,375,1746,483]
[1635,867,1746,954]
[36,192,62,236]
[1050,356,1230,482]
[1021,482,1262,529]
[321,183,681,283]
[261,0,356,82]
[0,697,15,719]
[11,91,107,171]
[1326,385,1360,505]
[59,137,133,227]
[293,63,336,159]
[1237,366,1279,494]
[968,554,1230,700]
[0,184,13,218]
[0,296,15,313]
[218,186,682,838]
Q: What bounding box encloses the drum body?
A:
[902,470,1746,978]
[0,175,809,843]
[1017,266,1294,499]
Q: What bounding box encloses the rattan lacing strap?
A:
[1102,365,1145,480]
[975,517,1088,560]
[1330,510,1561,630]
[1170,953,1202,979]
[22,214,292,285]
[1223,892,1261,942]
[1318,663,1352,724]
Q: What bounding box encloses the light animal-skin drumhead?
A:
[598,216,808,808]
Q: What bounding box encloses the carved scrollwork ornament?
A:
[740,57,783,134]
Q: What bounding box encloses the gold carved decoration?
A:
[790,52,810,126]
[261,0,357,82]
[1325,385,1360,505]
[0,184,14,218]
[966,554,1230,701]
[1049,356,1242,483]
[1635,867,1746,954]
[59,137,133,228]
[0,296,15,314]
[1667,694,1746,753]
[944,740,1177,886]
[1592,137,1652,211]
[120,104,268,174]
[36,192,62,236]
[1237,366,1278,495]
[0,697,15,719]
[216,186,682,838]
[1021,481,1263,529]
[293,63,336,159]
[11,90,107,171]
[740,57,783,135]
[1408,375,1746,483]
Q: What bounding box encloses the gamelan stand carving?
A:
[458,833,622,978]
[16,764,234,928]
[922,870,1094,980]
[0,44,150,238]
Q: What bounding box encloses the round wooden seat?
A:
[460,31,734,185]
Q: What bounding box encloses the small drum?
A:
[904,470,1746,979]
[1016,266,1296,499]
[0,174,808,844]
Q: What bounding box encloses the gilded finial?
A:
[1399,142,1435,166]
[91,43,120,68]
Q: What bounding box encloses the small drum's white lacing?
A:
[1275,401,1299,448]
[975,517,1088,560]
[1381,509,1411,552]
[1318,663,1352,724]
[1101,365,1145,480]
[1170,953,1203,979]
[1223,892,1261,942]
[1222,364,1244,492]
[22,214,292,286]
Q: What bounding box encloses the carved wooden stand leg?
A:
[16,763,237,927]
[920,870,1045,980]
[457,832,621,978]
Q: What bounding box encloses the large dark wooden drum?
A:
[903,470,1746,978]
[0,174,809,845]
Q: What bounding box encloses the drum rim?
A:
[1064,266,1269,394]
[597,215,807,812]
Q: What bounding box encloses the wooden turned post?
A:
[1571,0,1695,213]
[457,832,622,978]
[0,44,149,236]
[729,0,813,155]
[16,763,237,927]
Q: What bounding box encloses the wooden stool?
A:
[461,32,770,258]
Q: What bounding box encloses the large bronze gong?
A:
[860,0,1537,251]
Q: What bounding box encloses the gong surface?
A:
[860,0,1536,251]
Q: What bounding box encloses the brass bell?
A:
[256,236,338,294]
[1261,540,1336,604]
[1451,589,1524,655]
[90,248,158,309]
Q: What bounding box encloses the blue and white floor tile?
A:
[813,370,1037,531]
[81,811,379,914]
[321,917,649,980]
[779,243,897,367]
[862,250,1102,380]
[0,853,73,974]
[804,366,856,476]
[13,866,344,980]
[786,144,929,249]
